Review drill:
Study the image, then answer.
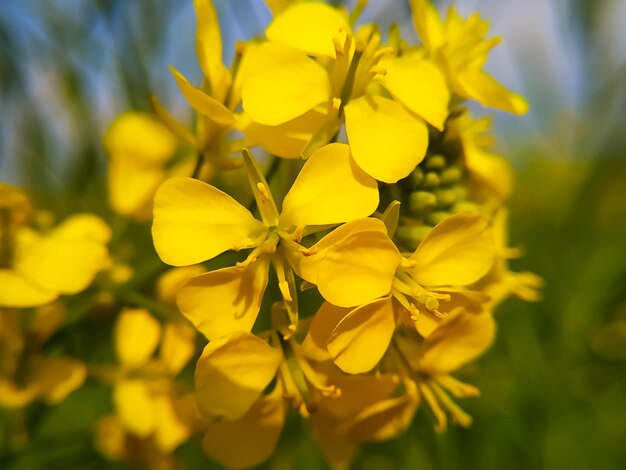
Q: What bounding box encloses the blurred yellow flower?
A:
[104,113,177,220]
[411,0,527,114]
[0,191,111,308]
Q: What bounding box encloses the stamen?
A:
[373,46,394,61]
[430,381,473,428]
[282,323,297,340]
[400,258,418,269]
[333,36,344,58]
[256,182,270,203]
[435,375,480,398]
[292,225,304,243]
[235,234,277,268]
[278,281,293,302]
[419,382,447,433]
[369,65,387,77]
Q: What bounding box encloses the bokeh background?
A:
[1,0,625,468]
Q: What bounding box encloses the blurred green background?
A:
[1,0,625,468]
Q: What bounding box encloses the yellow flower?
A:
[154,0,249,172]
[240,1,450,183]
[300,211,494,373]
[104,112,177,220]
[475,209,543,307]
[99,308,197,453]
[0,304,86,408]
[195,326,339,469]
[446,112,514,206]
[0,190,111,308]
[410,0,528,114]
[390,309,496,433]
[152,143,378,340]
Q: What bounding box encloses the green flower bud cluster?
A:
[392,149,479,250]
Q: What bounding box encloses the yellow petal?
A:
[301,302,350,362]
[457,70,528,115]
[241,108,328,159]
[316,222,401,308]
[152,177,266,266]
[171,67,234,125]
[14,216,110,295]
[279,143,379,228]
[0,380,39,408]
[419,311,495,373]
[328,297,396,374]
[466,147,513,201]
[263,0,291,15]
[34,357,87,405]
[156,265,207,305]
[113,379,157,437]
[410,211,495,286]
[266,2,349,57]
[115,308,161,368]
[94,415,127,461]
[320,373,399,419]
[345,95,428,183]
[177,256,270,341]
[49,213,112,243]
[104,112,176,165]
[153,393,192,452]
[159,323,196,375]
[202,390,284,469]
[310,411,357,470]
[242,42,330,125]
[286,218,388,284]
[0,269,56,308]
[193,0,230,100]
[381,54,450,130]
[410,0,444,51]
[342,381,418,442]
[30,301,66,342]
[195,331,282,420]
[108,157,165,218]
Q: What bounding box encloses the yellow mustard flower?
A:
[154,0,252,173]
[195,325,340,469]
[410,0,527,114]
[92,308,198,455]
[0,303,86,409]
[104,112,177,221]
[446,112,514,206]
[301,304,420,468]
[389,309,496,433]
[0,186,111,308]
[240,1,450,183]
[295,211,494,374]
[475,209,543,307]
[152,143,378,340]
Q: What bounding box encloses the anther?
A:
[282,325,296,340]
[373,46,394,61]
[333,37,344,57]
[278,281,293,302]
[256,182,270,203]
[369,65,387,77]
[425,296,439,311]
[292,225,304,243]
[299,246,318,257]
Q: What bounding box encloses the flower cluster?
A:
[147,0,540,467]
[0,1,541,468]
